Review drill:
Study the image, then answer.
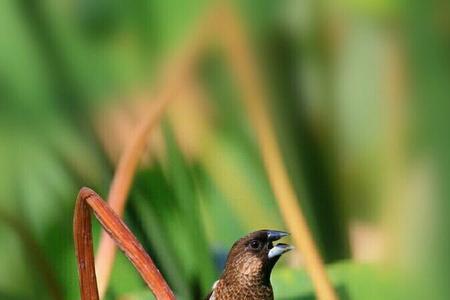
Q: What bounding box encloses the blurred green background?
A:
[0,0,449,299]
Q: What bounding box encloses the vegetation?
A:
[0,0,448,299]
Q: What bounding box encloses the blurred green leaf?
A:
[130,167,192,299]
[273,262,403,300]
[163,123,217,295]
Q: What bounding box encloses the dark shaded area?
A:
[263,29,350,262]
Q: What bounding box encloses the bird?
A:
[205,229,293,300]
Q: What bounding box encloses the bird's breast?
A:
[211,278,273,300]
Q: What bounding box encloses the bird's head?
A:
[221,230,293,285]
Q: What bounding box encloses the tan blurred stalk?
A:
[381,32,408,263]
[217,5,338,300]
[93,13,215,298]
[95,97,170,299]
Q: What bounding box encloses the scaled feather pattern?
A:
[205,230,293,300]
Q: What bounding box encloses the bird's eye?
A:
[249,240,261,250]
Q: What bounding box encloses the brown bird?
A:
[205,230,293,300]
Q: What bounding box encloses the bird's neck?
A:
[220,263,273,291]
[222,258,275,286]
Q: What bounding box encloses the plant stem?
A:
[74,187,176,300]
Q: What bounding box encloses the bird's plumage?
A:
[205,230,293,300]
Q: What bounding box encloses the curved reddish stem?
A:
[74,187,176,300]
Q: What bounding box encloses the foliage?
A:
[0,0,448,299]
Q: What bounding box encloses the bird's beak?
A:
[266,230,289,241]
[266,230,293,259]
[268,243,294,259]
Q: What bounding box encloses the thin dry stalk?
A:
[216,5,338,300]
[93,8,218,298]
[94,98,171,298]
[74,187,176,300]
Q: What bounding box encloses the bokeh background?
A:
[0,0,449,299]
